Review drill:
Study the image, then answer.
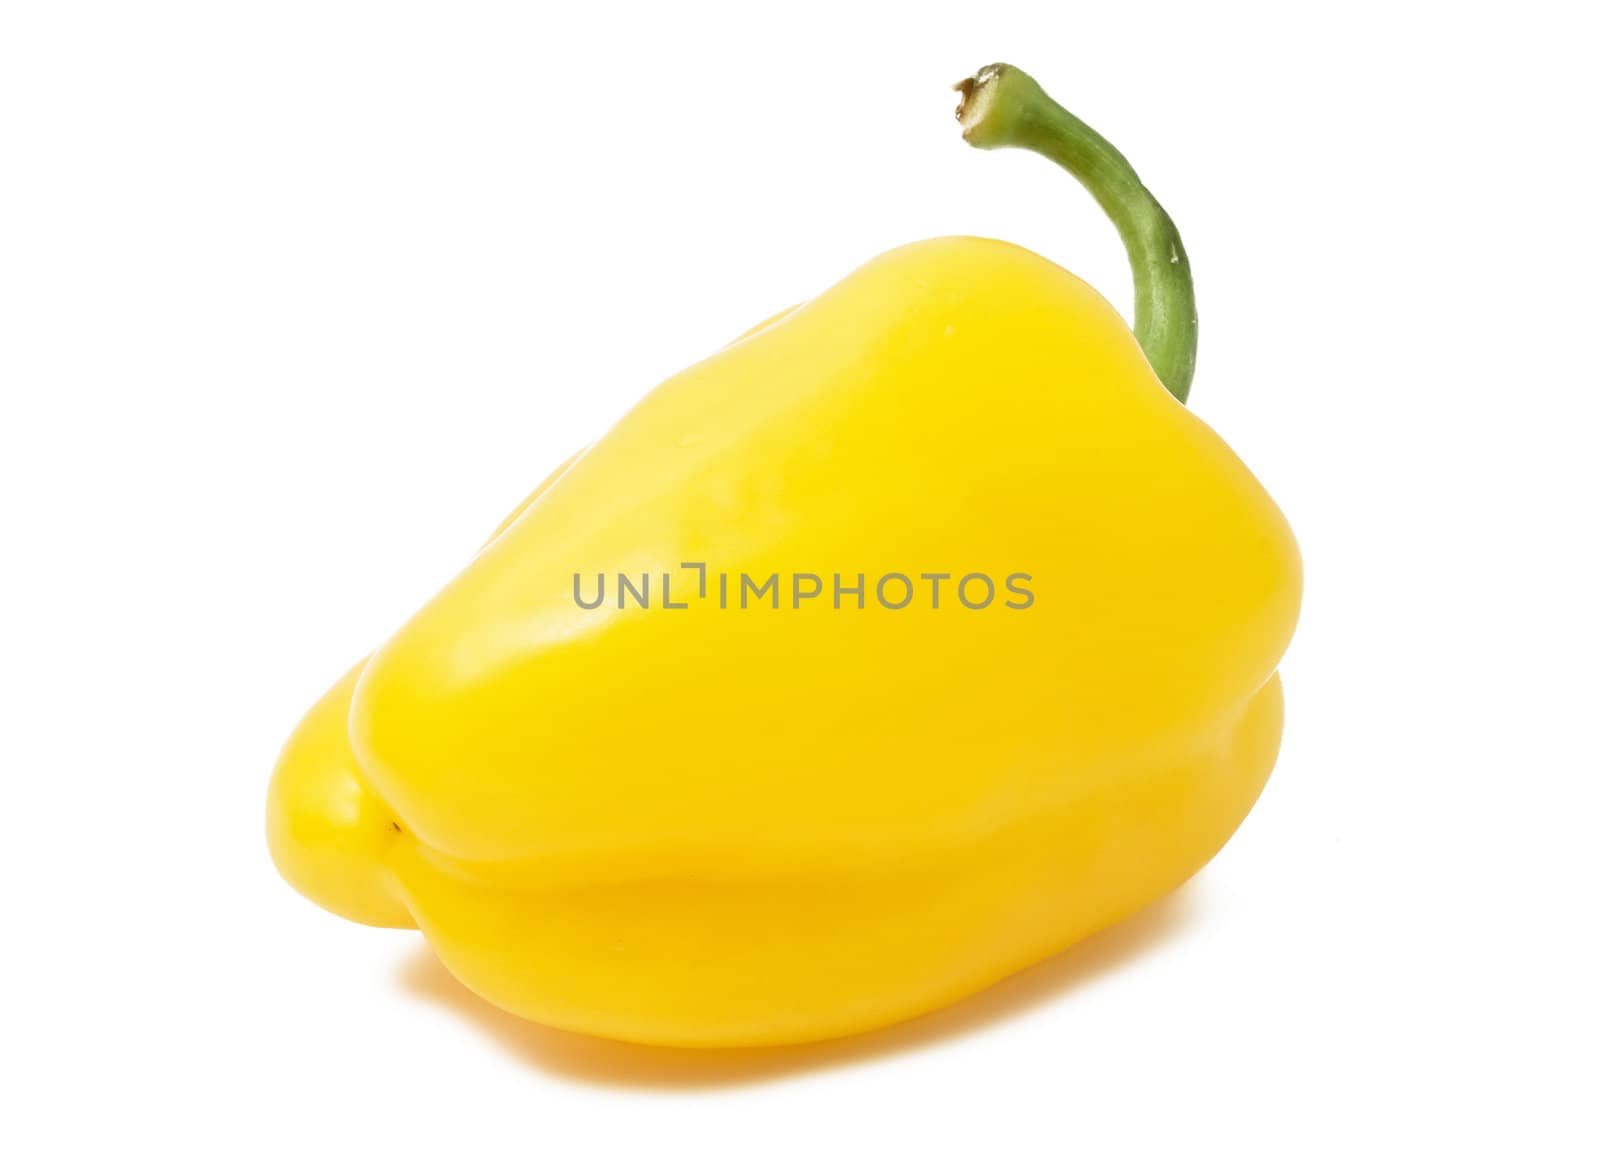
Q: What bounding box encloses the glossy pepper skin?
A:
[268,65,1300,1048]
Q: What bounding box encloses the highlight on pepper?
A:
[266,63,1301,1048]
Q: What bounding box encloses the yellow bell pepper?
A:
[267,64,1300,1047]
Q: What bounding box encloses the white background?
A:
[3,2,1596,1168]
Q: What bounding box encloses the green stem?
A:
[954,64,1197,404]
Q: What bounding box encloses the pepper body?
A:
[268,234,1300,1047]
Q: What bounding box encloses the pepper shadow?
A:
[396,884,1200,1091]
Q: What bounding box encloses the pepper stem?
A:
[954,64,1197,404]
